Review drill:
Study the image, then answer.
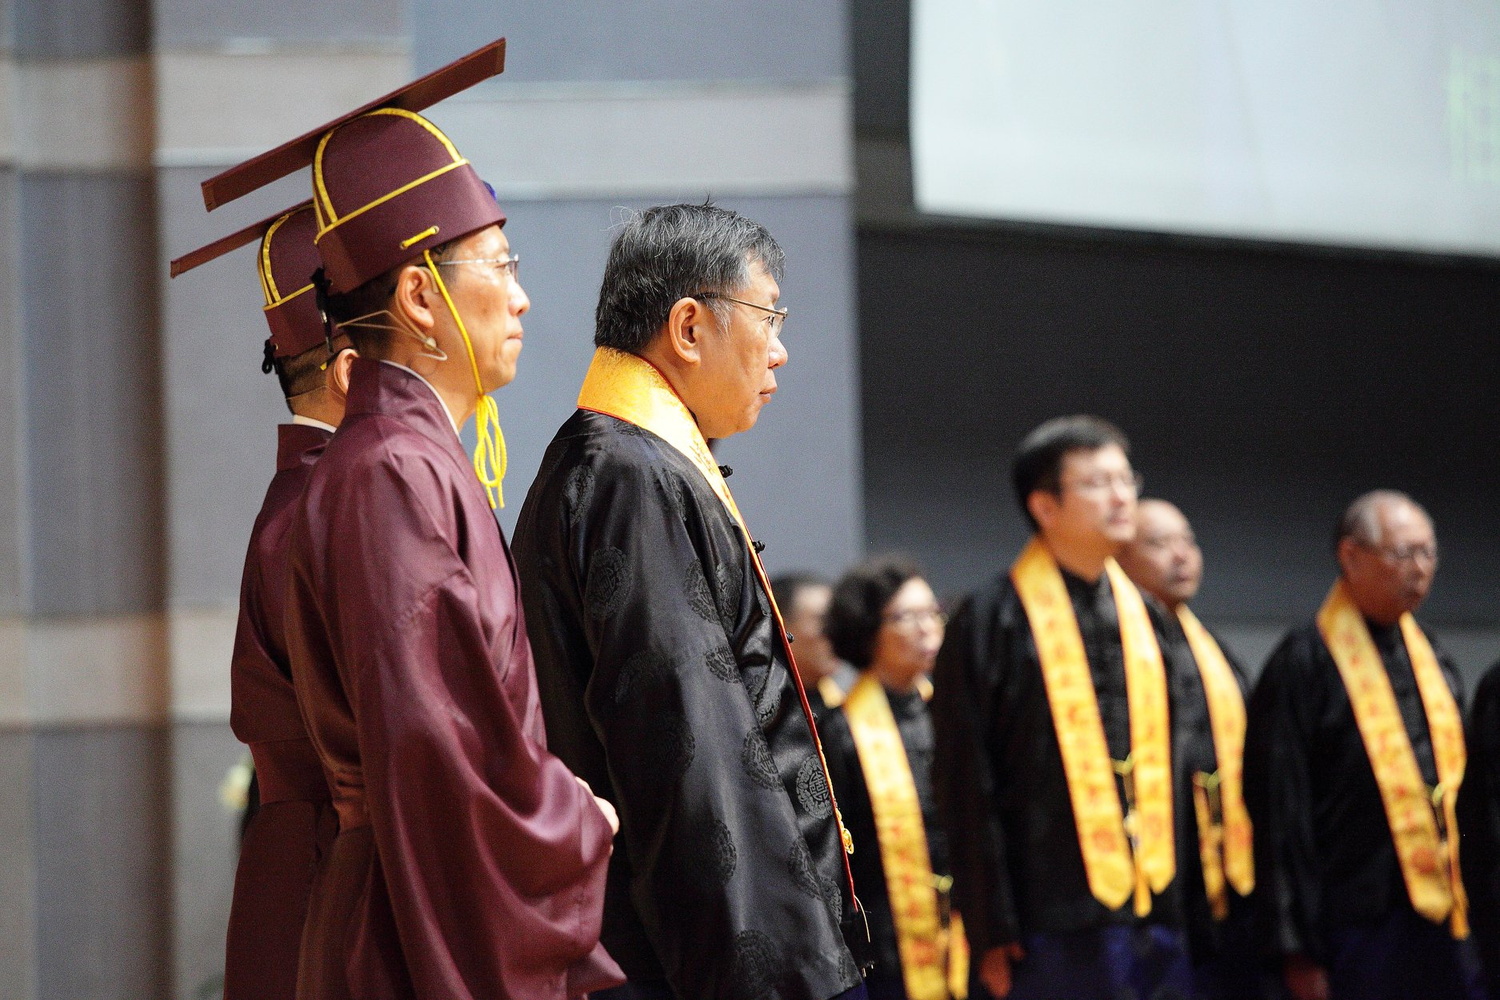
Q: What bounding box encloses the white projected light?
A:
[912,0,1500,256]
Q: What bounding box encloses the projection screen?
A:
[912,0,1500,256]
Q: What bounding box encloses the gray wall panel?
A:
[159,166,309,608]
[33,724,170,1000]
[0,730,36,1000]
[490,194,862,579]
[415,0,847,83]
[153,0,405,47]
[0,169,25,616]
[20,172,164,616]
[13,0,149,58]
[171,722,240,1000]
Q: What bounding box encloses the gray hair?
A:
[594,203,785,354]
[1334,489,1430,552]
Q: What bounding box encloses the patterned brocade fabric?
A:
[514,410,863,1000]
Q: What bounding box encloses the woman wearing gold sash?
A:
[820,557,965,1000]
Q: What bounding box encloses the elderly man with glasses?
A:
[514,203,867,1000]
[933,415,1198,1000]
[1245,490,1481,1000]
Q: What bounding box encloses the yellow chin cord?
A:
[424,249,506,509]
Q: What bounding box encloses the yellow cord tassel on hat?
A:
[425,249,506,508]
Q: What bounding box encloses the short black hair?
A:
[771,572,830,616]
[266,338,333,409]
[1011,415,1130,530]
[316,236,463,358]
[594,202,785,355]
[826,555,923,670]
[1334,489,1428,555]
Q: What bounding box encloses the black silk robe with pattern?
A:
[514,409,863,1000]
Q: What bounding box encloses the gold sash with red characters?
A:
[1011,538,1174,916]
[843,674,968,1000]
[1317,580,1469,938]
[1176,606,1255,919]
[575,347,859,889]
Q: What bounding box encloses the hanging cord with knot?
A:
[423,248,506,509]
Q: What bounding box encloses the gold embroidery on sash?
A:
[1177,605,1255,917]
[1011,538,1174,915]
[1317,580,1468,938]
[576,347,860,889]
[844,674,967,999]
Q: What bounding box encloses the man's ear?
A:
[1336,536,1361,579]
[663,295,712,366]
[391,263,440,344]
[1027,490,1059,533]
[325,346,358,402]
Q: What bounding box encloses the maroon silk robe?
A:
[284,359,621,1000]
[225,422,338,1000]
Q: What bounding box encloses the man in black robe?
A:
[514,203,866,1000]
[932,416,1196,1000]
[1119,498,1257,1000]
[1460,657,1500,999]
[773,572,852,719]
[1245,490,1481,1000]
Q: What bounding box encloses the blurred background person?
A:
[1246,491,1479,1000]
[821,556,962,1000]
[933,416,1195,1000]
[774,572,859,716]
[1118,499,1256,1000]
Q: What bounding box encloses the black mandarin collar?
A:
[1060,565,1115,622]
[1365,616,1404,654]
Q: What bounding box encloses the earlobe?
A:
[328,348,357,400]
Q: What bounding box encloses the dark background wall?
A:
[852,0,1500,669]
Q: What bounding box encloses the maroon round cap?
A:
[312,109,505,294]
[259,205,326,359]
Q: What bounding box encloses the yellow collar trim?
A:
[576,346,740,524]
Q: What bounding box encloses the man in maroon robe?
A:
[172,203,355,1000]
[200,44,623,1000]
